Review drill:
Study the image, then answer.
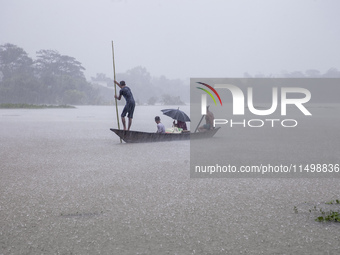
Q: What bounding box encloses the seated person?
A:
[155,116,165,133]
[173,120,188,131]
[198,106,214,132]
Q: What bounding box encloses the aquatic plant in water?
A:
[315,211,340,222]
[294,199,340,223]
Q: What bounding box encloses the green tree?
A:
[323,68,340,77]
[91,73,113,87]
[34,49,99,104]
[63,90,85,105]
[0,43,33,78]
[35,50,85,78]
[147,96,158,105]
[117,66,154,104]
[0,44,41,103]
[161,94,185,105]
[305,69,321,77]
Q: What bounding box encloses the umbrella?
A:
[161,108,190,122]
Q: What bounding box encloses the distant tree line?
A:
[0,43,101,104]
[91,67,188,105]
[244,68,340,78]
[0,43,189,105]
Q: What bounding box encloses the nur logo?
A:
[196,82,222,115]
[195,80,312,128]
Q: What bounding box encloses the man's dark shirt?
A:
[119,86,135,104]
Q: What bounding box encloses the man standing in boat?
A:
[114,80,135,131]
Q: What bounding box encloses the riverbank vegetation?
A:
[0,44,100,105]
[0,103,75,109]
[0,43,188,106]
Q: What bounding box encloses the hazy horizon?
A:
[1,0,339,81]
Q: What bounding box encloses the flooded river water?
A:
[1,105,340,254]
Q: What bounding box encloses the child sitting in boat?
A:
[155,116,165,133]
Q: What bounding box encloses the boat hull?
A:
[110,127,220,143]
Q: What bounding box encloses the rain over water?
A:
[1,105,340,254]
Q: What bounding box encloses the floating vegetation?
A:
[315,200,340,222]
[293,206,298,214]
[325,199,340,205]
[294,199,340,223]
[0,103,75,109]
[315,211,340,223]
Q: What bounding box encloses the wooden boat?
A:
[110,127,220,143]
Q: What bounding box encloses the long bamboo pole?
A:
[194,115,205,133]
[112,41,122,143]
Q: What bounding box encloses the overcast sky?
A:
[1,0,339,80]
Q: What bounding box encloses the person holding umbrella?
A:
[161,108,190,132]
[173,120,187,130]
[114,80,135,131]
